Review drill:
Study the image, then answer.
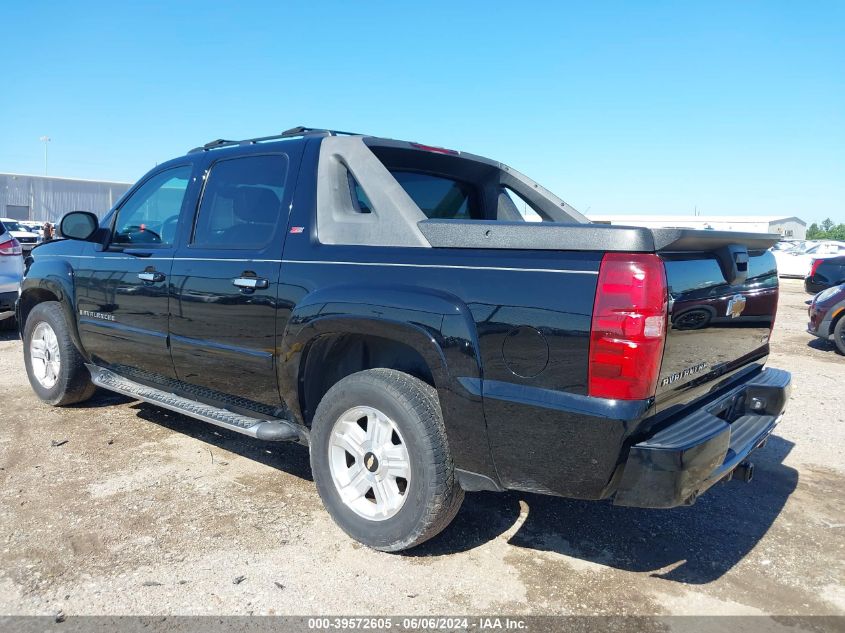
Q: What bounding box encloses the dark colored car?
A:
[807,283,845,354]
[805,255,845,294]
[17,127,790,552]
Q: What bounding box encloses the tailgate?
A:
[654,231,779,411]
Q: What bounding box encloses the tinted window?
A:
[348,171,373,214]
[193,155,288,249]
[391,171,481,220]
[113,166,192,246]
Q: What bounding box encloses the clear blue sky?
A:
[2,1,842,224]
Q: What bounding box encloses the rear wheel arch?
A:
[295,320,447,427]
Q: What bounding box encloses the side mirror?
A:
[59,211,99,241]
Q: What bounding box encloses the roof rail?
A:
[187,126,363,153]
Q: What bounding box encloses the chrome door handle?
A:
[233,277,269,290]
[138,271,165,282]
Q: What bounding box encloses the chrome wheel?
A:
[328,406,411,521]
[30,322,61,389]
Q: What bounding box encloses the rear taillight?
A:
[588,253,668,400]
[0,237,22,256]
[809,258,823,278]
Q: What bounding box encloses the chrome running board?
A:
[89,366,300,442]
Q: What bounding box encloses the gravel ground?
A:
[0,279,842,619]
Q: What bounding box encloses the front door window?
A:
[112,166,192,247]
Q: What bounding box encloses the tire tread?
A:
[24,302,96,406]
[311,368,464,552]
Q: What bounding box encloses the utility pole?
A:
[39,136,51,175]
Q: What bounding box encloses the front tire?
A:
[834,316,845,356]
[23,302,96,406]
[310,369,464,552]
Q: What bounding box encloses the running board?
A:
[89,366,300,442]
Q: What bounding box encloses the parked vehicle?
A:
[772,240,801,251]
[805,255,845,294]
[807,284,845,355]
[0,220,24,331]
[774,241,845,278]
[0,218,41,253]
[17,127,791,551]
[21,221,45,235]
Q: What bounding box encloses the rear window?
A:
[390,171,482,220]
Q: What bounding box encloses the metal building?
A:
[588,214,807,240]
[0,173,132,223]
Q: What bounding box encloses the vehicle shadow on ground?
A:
[110,388,797,584]
[411,435,798,585]
[806,338,840,355]
[128,400,314,482]
[0,328,19,342]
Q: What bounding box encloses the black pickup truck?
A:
[18,127,791,551]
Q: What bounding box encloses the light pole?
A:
[39,136,51,175]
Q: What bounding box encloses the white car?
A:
[772,239,816,252]
[21,221,45,235]
[774,240,845,278]
[0,220,24,330]
[0,218,41,253]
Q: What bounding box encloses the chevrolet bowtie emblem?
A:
[366,455,375,469]
[726,294,747,319]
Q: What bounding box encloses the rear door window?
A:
[192,155,288,249]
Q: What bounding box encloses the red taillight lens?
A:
[0,237,22,256]
[809,258,823,278]
[588,253,668,400]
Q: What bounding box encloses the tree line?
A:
[807,219,845,241]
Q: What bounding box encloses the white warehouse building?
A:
[588,215,807,240]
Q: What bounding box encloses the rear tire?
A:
[833,316,845,356]
[310,369,464,552]
[23,302,96,406]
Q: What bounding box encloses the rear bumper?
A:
[0,290,17,320]
[613,367,791,508]
[807,302,838,339]
[804,277,826,294]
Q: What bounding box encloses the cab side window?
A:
[192,155,288,249]
[112,166,192,246]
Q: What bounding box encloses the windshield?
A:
[3,220,24,232]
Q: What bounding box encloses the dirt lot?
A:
[0,279,843,619]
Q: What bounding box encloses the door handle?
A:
[233,277,269,290]
[138,271,166,283]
